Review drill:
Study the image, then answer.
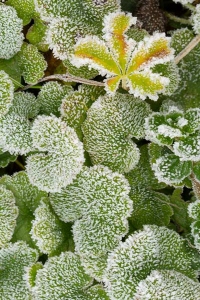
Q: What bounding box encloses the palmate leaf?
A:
[72,11,177,100]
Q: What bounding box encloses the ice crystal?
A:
[0,5,24,59]
[104,225,198,299]
[82,93,151,173]
[0,185,18,247]
[72,11,176,99]
[26,115,85,192]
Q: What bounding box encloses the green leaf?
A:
[0,171,47,248]
[7,0,35,25]
[26,17,48,52]
[18,43,47,84]
[0,185,18,247]
[0,150,17,168]
[173,133,200,161]
[0,56,21,89]
[193,161,200,182]
[152,153,192,185]
[129,186,173,229]
[63,59,99,79]
[104,225,198,299]
[0,5,24,59]
[0,241,38,300]
[135,270,200,300]
[0,71,14,118]
[82,93,151,173]
[37,81,73,117]
[170,188,192,232]
[50,165,132,279]
[26,115,85,192]
[31,198,72,256]
[61,84,105,138]
[32,252,92,300]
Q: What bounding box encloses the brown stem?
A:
[190,173,200,200]
[18,74,104,91]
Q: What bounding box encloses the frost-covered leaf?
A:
[61,85,104,138]
[172,0,194,4]
[183,108,200,133]
[26,17,48,52]
[0,91,38,155]
[25,262,43,289]
[169,28,200,110]
[50,165,132,279]
[7,0,35,25]
[32,251,92,300]
[135,270,200,300]
[18,43,47,84]
[0,171,47,248]
[192,4,200,35]
[0,241,38,300]
[103,225,198,299]
[86,285,109,300]
[0,185,18,248]
[26,115,85,192]
[188,200,200,251]
[0,57,21,89]
[152,153,192,185]
[31,198,71,255]
[73,12,176,99]
[37,81,73,117]
[173,133,200,161]
[129,186,173,229]
[193,161,200,182]
[82,93,151,173]
[0,70,14,117]
[126,144,166,190]
[0,5,24,59]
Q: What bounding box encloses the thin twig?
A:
[18,74,104,91]
[164,11,191,25]
[174,34,200,64]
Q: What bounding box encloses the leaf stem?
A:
[190,173,200,200]
[15,159,25,170]
[174,34,200,64]
[18,74,105,91]
[164,11,191,25]
[184,3,196,12]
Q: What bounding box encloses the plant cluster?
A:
[1,0,200,299]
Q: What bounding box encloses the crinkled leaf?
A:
[135,270,200,300]
[0,5,24,59]
[63,58,98,79]
[7,0,35,25]
[0,185,18,247]
[193,161,200,182]
[26,115,85,192]
[26,17,48,52]
[0,241,38,300]
[31,198,72,256]
[18,43,47,84]
[37,81,73,117]
[173,133,200,161]
[0,149,17,168]
[104,225,198,299]
[82,93,151,173]
[32,252,92,300]
[0,71,14,118]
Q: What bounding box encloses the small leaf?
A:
[7,0,35,25]
[152,153,192,185]
[0,150,17,168]
[193,162,200,182]
[26,17,48,52]
[173,133,200,161]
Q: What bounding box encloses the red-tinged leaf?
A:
[105,76,121,94]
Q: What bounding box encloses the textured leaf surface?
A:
[104,225,198,299]
[0,5,24,59]
[0,185,18,247]
[7,0,35,25]
[0,242,38,300]
[82,93,151,173]
[33,252,92,300]
[0,71,14,118]
[26,116,85,192]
